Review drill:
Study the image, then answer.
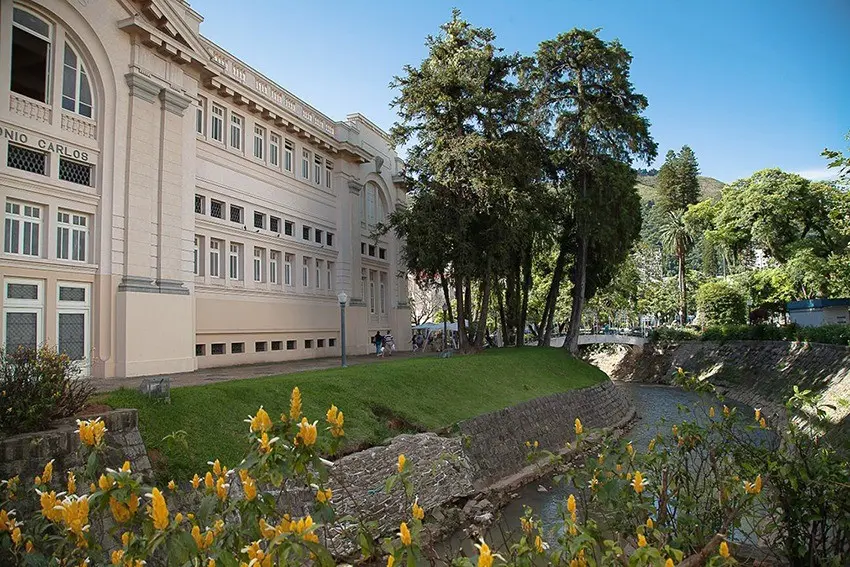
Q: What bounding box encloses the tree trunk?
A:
[565,234,588,354]
[504,267,517,346]
[540,231,569,347]
[464,278,473,343]
[474,273,492,348]
[678,241,687,326]
[518,243,533,347]
[496,278,508,348]
[454,277,467,351]
[440,273,454,323]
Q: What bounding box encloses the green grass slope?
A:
[103,348,607,480]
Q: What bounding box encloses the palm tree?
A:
[659,210,695,325]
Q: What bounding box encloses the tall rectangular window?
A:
[314,155,322,185]
[327,262,334,291]
[269,134,280,167]
[253,247,263,282]
[56,282,90,364]
[301,149,310,179]
[230,113,243,150]
[195,194,205,215]
[270,216,280,233]
[3,278,43,353]
[195,97,206,135]
[315,229,323,244]
[302,226,311,241]
[209,240,221,278]
[380,272,387,314]
[56,211,87,262]
[253,211,266,230]
[253,125,265,160]
[326,233,334,247]
[315,259,323,289]
[284,221,294,236]
[369,270,376,314]
[211,104,224,142]
[4,201,40,257]
[284,140,293,172]
[229,243,242,280]
[325,161,333,189]
[230,205,243,224]
[269,251,279,284]
[302,257,310,287]
[193,236,200,275]
[62,45,93,118]
[210,199,224,219]
[11,8,51,103]
[284,253,293,286]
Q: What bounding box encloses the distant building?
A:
[786,299,850,327]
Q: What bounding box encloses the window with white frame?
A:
[253,247,264,282]
[327,262,334,291]
[302,225,311,241]
[369,270,376,314]
[284,220,293,236]
[326,232,334,247]
[230,113,243,150]
[11,8,51,103]
[56,282,90,363]
[366,184,376,225]
[284,253,293,286]
[230,205,243,224]
[195,97,206,135]
[253,211,266,230]
[253,125,265,160]
[209,239,221,278]
[302,256,310,287]
[361,268,366,301]
[269,251,279,284]
[4,201,40,257]
[211,104,224,142]
[56,211,88,262]
[269,216,280,233]
[210,199,224,219]
[193,236,200,275]
[3,278,43,352]
[61,44,93,118]
[301,149,310,179]
[315,259,323,289]
[269,134,280,167]
[380,272,387,314]
[229,243,242,280]
[282,140,293,172]
[195,194,205,215]
[314,155,322,185]
[325,161,333,189]
[315,229,323,244]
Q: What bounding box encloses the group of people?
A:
[373,331,395,357]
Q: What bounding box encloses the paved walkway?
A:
[96,351,418,393]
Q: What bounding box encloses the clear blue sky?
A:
[192,0,849,183]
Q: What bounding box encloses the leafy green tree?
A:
[657,145,701,214]
[658,210,695,325]
[529,29,656,353]
[695,280,747,326]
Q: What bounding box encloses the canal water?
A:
[435,382,758,562]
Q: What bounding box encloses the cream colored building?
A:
[0,0,411,378]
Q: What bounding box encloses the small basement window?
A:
[286,340,296,350]
[329,338,336,347]
[211,343,225,355]
[304,339,313,349]
[317,339,324,348]
[231,342,245,354]
[271,340,283,351]
[195,344,205,356]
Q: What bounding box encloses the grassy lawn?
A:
[102,348,606,480]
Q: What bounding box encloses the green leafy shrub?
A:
[796,324,850,346]
[701,323,792,342]
[695,281,747,326]
[0,346,93,436]
[648,327,700,342]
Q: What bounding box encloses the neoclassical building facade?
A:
[0,0,411,378]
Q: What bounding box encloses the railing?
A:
[9,93,52,124]
[61,112,97,140]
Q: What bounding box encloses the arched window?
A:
[61,44,93,118]
[364,183,388,227]
[10,7,52,103]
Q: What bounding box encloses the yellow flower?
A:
[39,490,62,522]
[175,512,183,523]
[290,387,302,421]
[111,550,124,565]
[89,482,96,492]
[520,517,532,534]
[719,541,730,558]
[121,531,131,546]
[567,494,577,517]
[208,560,216,567]
[67,471,76,494]
[412,499,424,520]
[11,526,21,546]
[398,454,407,473]
[533,440,539,449]
[632,471,648,494]
[248,406,273,433]
[259,518,276,539]
[709,406,716,418]
[25,540,33,553]
[637,533,647,547]
[648,438,656,451]
[0,509,10,530]
[147,488,169,530]
[399,521,412,546]
[646,517,654,530]
[243,475,258,501]
[212,459,223,477]
[109,497,130,523]
[205,471,214,489]
[387,556,395,567]
[296,418,318,447]
[98,474,113,491]
[215,476,228,501]
[568,523,577,536]
[759,417,767,429]
[476,540,493,567]
[574,418,583,435]
[672,425,678,436]
[665,559,674,567]
[754,408,761,422]
[39,460,54,485]
[626,442,634,457]
[326,405,345,437]
[315,487,332,504]
[121,461,131,473]
[744,474,763,495]
[168,480,176,491]
[76,418,107,447]
[616,463,623,474]
[191,474,201,489]
[192,525,207,550]
[534,535,544,553]
[292,515,318,543]
[723,405,731,417]
[60,494,90,540]
[258,431,274,454]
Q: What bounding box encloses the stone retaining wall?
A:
[458,381,633,488]
[611,341,850,439]
[0,409,151,480]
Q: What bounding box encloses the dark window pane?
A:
[58,313,85,360]
[7,283,38,300]
[59,286,85,302]
[5,312,37,351]
[11,27,49,102]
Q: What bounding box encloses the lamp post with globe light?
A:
[338,291,348,368]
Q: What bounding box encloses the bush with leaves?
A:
[0,346,93,436]
[696,281,747,326]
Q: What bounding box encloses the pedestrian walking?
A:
[374,331,383,356]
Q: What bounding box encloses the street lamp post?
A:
[338,291,348,368]
[442,303,448,353]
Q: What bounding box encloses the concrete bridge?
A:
[545,334,649,348]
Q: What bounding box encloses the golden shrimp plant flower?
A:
[191,474,201,489]
[60,494,90,542]
[412,499,424,520]
[38,490,62,522]
[744,474,763,495]
[296,418,318,446]
[67,471,76,494]
[632,470,648,494]
[399,521,412,546]
[76,418,106,447]
[637,533,647,547]
[316,487,332,504]
[719,541,730,558]
[289,387,302,421]
[397,453,407,473]
[147,488,169,530]
[574,418,583,435]
[326,404,345,437]
[247,406,273,433]
[476,539,495,567]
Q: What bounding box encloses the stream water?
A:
[435,382,758,562]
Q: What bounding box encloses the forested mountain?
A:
[636,172,725,202]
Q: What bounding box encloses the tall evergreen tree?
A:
[529,29,656,353]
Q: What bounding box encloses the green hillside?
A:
[636,173,725,202]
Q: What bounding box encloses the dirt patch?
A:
[371,405,426,435]
[75,403,114,417]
